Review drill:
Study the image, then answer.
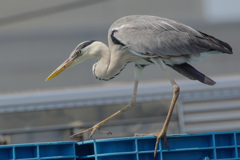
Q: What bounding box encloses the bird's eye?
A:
[76,50,81,54]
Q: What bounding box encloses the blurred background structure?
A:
[0,0,240,144]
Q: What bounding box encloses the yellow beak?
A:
[45,58,74,81]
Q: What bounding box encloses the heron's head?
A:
[46,40,97,81]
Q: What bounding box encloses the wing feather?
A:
[109,15,232,59]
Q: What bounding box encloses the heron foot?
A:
[70,124,112,139]
[135,130,169,157]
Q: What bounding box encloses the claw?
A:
[89,126,98,138]
[99,129,112,135]
[135,131,169,158]
[163,135,169,149]
[154,132,168,157]
[154,136,161,157]
[70,127,92,139]
[70,124,112,139]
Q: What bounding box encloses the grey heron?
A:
[46,15,232,156]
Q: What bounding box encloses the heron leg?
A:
[135,59,179,157]
[70,65,143,139]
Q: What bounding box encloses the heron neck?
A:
[93,44,127,81]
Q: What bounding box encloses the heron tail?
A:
[168,63,216,85]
